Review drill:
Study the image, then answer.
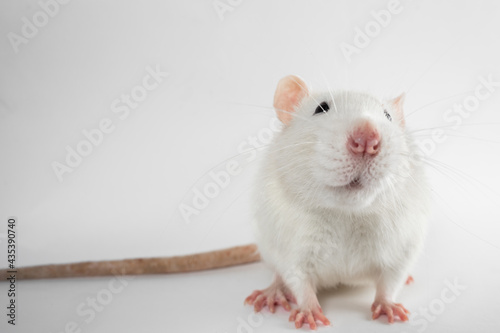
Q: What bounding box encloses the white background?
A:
[1,0,500,332]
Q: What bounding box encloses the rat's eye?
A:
[384,109,392,121]
[314,102,330,115]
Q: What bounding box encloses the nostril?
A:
[366,139,380,155]
[347,137,365,154]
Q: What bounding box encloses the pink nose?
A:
[347,122,380,156]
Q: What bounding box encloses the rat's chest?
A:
[301,216,405,280]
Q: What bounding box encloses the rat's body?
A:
[0,75,430,330]
[245,76,430,329]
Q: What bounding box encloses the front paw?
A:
[289,307,331,330]
[371,300,409,323]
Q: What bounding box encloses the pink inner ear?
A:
[390,93,406,127]
[273,75,309,126]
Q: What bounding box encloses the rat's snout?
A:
[347,121,380,156]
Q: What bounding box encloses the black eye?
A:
[384,109,392,121]
[314,102,330,115]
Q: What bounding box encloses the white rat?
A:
[244,75,430,329]
[0,75,429,330]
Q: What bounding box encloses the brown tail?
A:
[0,244,260,281]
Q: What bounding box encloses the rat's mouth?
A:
[347,177,362,188]
[324,175,366,192]
[334,176,363,191]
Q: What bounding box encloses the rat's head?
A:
[271,75,412,212]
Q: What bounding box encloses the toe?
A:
[395,303,410,314]
[315,311,331,326]
[289,309,299,322]
[384,305,394,323]
[372,304,382,319]
[295,313,305,329]
[278,295,291,311]
[306,312,317,330]
[254,295,266,312]
[244,291,258,305]
[393,305,409,321]
[267,296,275,313]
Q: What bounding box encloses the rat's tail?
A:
[0,244,260,281]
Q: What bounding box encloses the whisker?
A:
[406,90,476,118]
[408,122,500,134]
[423,156,500,197]
[317,68,339,114]
[307,51,336,117]
[406,36,464,94]
[394,151,499,202]
[221,101,314,124]
[431,188,500,251]
[410,133,500,144]
[421,159,475,195]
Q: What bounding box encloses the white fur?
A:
[252,90,430,309]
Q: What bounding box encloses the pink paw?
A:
[405,275,414,285]
[244,287,295,313]
[289,307,331,330]
[371,300,410,323]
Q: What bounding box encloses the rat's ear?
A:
[388,93,405,127]
[273,75,309,126]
